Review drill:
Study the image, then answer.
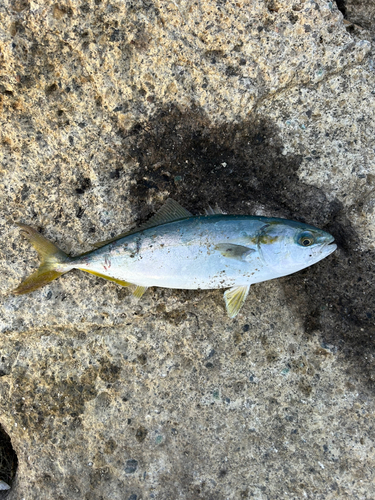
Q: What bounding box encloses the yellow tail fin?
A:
[12,223,70,295]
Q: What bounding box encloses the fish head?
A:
[258,220,337,275]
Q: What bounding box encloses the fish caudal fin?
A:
[12,223,70,295]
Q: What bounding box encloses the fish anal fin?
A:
[78,268,132,287]
[215,243,255,261]
[133,285,148,299]
[224,285,250,318]
[79,269,147,298]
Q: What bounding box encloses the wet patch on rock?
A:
[126,104,375,389]
[11,366,98,439]
[135,426,148,443]
[98,359,121,383]
[283,245,375,389]
[128,105,336,224]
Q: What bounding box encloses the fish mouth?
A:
[326,234,335,244]
[312,234,336,258]
[321,240,337,256]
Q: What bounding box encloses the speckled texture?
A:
[1,0,375,499]
[345,0,375,36]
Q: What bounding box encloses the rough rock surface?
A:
[344,0,375,37]
[0,0,374,499]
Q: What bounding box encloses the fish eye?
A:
[298,232,315,247]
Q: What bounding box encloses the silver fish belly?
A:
[13,199,337,318]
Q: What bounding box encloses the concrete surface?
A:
[0,0,374,498]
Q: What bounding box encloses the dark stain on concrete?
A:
[11,366,98,437]
[98,359,121,383]
[124,104,375,389]
[135,426,148,443]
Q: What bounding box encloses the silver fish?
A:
[0,479,10,491]
[13,199,336,317]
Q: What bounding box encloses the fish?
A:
[12,199,337,318]
[0,479,10,490]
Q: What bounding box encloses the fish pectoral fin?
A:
[132,285,148,299]
[215,243,255,261]
[78,269,132,287]
[224,285,250,318]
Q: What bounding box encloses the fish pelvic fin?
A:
[12,223,71,295]
[224,285,251,318]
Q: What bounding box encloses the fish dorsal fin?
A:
[205,205,226,215]
[215,243,255,261]
[92,199,192,249]
[137,199,192,230]
[224,285,251,318]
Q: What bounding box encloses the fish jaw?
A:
[310,241,337,261]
